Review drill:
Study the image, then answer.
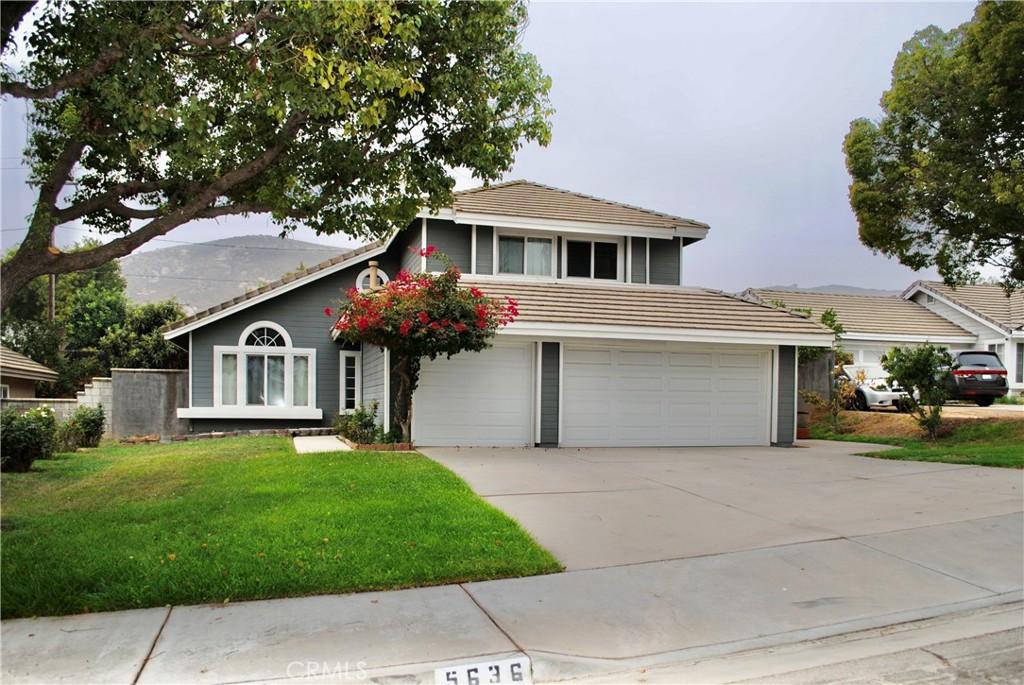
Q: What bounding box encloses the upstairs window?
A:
[566,239,619,280]
[498,235,553,277]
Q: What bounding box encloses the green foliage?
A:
[97,301,186,370]
[843,3,1024,289]
[881,345,954,440]
[0,1,552,303]
[60,405,106,449]
[334,402,384,445]
[1,406,56,472]
[62,280,127,351]
[0,437,560,617]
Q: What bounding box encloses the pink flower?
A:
[418,245,438,258]
[469,287,484,298]
[417,311,430,324]
[323,307,333,317]
[454,322,468,332]
[356,316,370,331]
[399,320,412,336]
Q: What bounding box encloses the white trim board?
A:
[418,209,708,241]
[178,406,323,420]
[498,322,834,347]
[840,332,978,344]
[902,284,1010,335]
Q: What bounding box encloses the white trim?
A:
[355,267,390,291]
[178,406,323,420]
[498,321,835,347]
[163,239,396,339]
[841,331,977,344]
[238,320,293,348]
[534,341,542,445]
[494,230,556,278]
[902,284,1009,335]
[645,238,650,285]
[470,225,477,275]
[418,209,709,241]
[625,237,632,283]
[383,347,391,430]
[790,347,798,443]
[420,217,427,272]
[0,384,9,399]
[770,346,779,445]
[339,350,362,414]
[679,239,684,285]
[188,332,193,408]
[212,343,316,410]
[557,341,564,445]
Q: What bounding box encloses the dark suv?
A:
[945,351,1009,406]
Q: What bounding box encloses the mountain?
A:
[757,284,902,297]
[120,235,351,313]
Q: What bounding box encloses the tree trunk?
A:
[392,354,421,444]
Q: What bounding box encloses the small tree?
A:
[882,345,954,440]
[331,248,518,442]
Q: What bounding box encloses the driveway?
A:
[422,440,1023,571]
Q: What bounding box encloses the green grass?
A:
[0,437,561,618]
[811,419,1024,468]
[995,395,1024,405]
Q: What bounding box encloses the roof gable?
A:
[0,345,59,382]
[904,281,1024,332]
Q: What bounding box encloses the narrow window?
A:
[593,242,618,279]
[526,237,553,276]
[293,356,309,407]
[566,240,590,277]
[267,355,286,406]
[340,351,362,413]
[1017,343,1023,384]
[498,236,525,274]
[0,384,9,399]
[221,354,238,405]
[246,355,265,405]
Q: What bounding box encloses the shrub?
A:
[882,344,954,440]
[335,402,382,444]
[69,405,105,448]
[54,421,79,453]
[1,406,56,472]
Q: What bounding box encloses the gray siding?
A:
[426,219,471,272]
[394,221,422,274]
[630,237,647,283]
[649,237,680,285]
[539,342,560,445]
[361,345,387,425]
[776,345,796,446]
[475,226,494,274]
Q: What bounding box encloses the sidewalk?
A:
[3,512,1021,684]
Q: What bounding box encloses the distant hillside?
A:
[758,284,901,297]
[120,235,350,313]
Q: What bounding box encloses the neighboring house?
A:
[0,346,59,398]
[903,281,1024,396]
[741,289,978,366]
[163,180,833,447]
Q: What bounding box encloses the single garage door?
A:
[562,345,772,447]
[412,342,533,446]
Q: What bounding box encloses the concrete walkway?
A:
[292,435,350,453]
[3,442,1022,684]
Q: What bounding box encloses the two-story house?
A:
[163,181,833,447]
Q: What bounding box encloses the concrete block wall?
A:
[110,369,188,440]
[76,377,113,437]
[0,398,78,423]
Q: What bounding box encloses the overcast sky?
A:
[1,1,977,292]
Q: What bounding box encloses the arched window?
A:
[356,268,390,291]
[215,321,315,411]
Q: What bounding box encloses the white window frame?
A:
[494,230,556,278]
[339,350,362,414]
[561,235,624,281]
[0,384,9,399]
[211,321,317,413]
[355,268,390,291]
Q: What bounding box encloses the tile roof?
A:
[452,180,709,231]
[469,280,832,336]
[0,345,59,381]
[744,289,974,339]
[907,281,1024,332]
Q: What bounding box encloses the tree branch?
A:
[1,45,125,99]
[176,5,276,49]
[55,181,165,222]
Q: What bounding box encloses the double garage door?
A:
[412,342,772,447]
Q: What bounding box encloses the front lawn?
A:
[0,437,560,618]
[811,411,1024,468]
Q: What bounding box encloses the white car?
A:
[842,365,912,412]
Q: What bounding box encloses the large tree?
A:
[0,0,552,311]
[843,2,1024,289]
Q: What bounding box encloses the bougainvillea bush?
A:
[331,248,518,441]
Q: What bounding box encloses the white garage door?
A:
[562,345,772,447]
[412,343,533,446]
